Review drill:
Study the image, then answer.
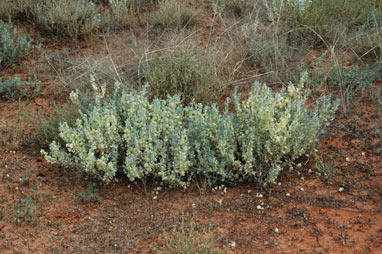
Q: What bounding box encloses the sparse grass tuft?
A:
[1,102,31,150]
[154,218,225,254]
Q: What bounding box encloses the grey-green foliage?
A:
[42,74,338,187]
[0,76,42,100]
[13,196,36,224]
[0,19,33,70]
[33,0,100,39]
[301,58,382,107]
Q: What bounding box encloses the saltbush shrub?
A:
[33,0,100,39]
[0,76,42,100]
[42,74,338,187]
[0,19,33,70]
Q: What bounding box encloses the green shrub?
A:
[0,19,33,70]
[0,76,42,100]
[141,52,224,105]
[264,0,378,47]
[150,0,202,31]
[42,74,338,187]
[0,0,37,20]
[33,0,100,39]
[102,0,137,30]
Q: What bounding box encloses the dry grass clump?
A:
[149,0,203,31]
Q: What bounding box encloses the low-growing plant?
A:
[0,19,33,70]
[0,76,42,100]
[42,74,338,188]
[141,51,224,105]
[13,196,36,224]
[301,58,382,111]
[149,0,202,31]
[153,218,225,254]
[33,0,100,39]
[71,182,100,203]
